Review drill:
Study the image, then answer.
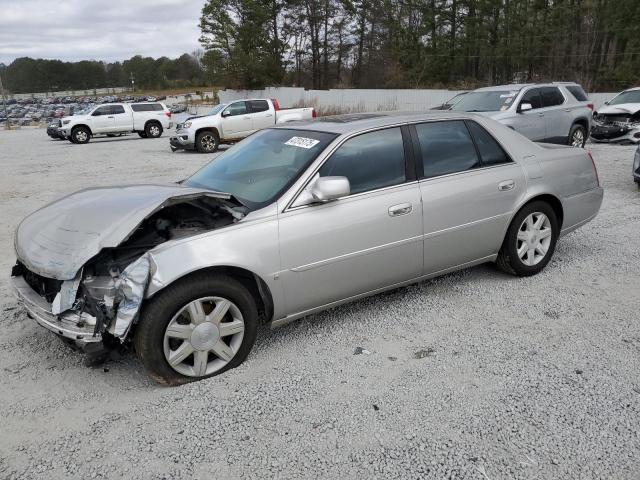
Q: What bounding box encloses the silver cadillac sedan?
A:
[11,112,603,384]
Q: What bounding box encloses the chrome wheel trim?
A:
[163,296,245,377]
[516,212,553,266]
[201,134,216,151]
[149,125,160,137]
[75,130,88,142]
[571,128,585,147]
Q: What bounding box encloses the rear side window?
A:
[520,89,543,109]
[110,105,125,114]
[540,87,564,107]
[566,85,588,102]
[248,100,269,113]
[466,121,512,166]
[319,127,406,195]
[415,120,479,178]
[131,103,163,112]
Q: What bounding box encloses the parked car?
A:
[451,82,593,147]
[170,104,187,114]
[591,87,640,144]
[59,102,172,143]
[170,98,316,153]
[431,92,468,110]
[11,112,603,384]
[634,145,640,188]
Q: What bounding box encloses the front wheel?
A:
[196,130,219,153]
[568,124,587,148]
[134,274,258,385]
[496,201,559,276]
[71,126,90,144]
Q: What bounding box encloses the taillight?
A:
[587,151,600,186]
[587,103,594,111]
[165,111,172,118]
[312,108,317,118]
[271,99,280,111]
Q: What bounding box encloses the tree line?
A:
[0,54,205,94]
[200,0,640,91]
[2,0,639,94]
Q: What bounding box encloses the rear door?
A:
[540,86,569,143]
[412,120,525,274]
[109,105,132,132]
[513,88,546,141]
[220,101,252,138]
[247,100,273,131]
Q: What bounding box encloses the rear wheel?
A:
[196,130,219,153]
[568,124,587,148]
[71,126,90,144]
[496,201,559,276]
[134,274,258,385]
[145,122,163,138]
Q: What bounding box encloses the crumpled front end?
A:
[590,108,640,144]
[11,184,245,350]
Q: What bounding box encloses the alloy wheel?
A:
[516,212,553,266]
[75,130,88,142]
[149,125,160,137]
[201,134,216,151]
[571,128,585,147]
[163,296,245,377]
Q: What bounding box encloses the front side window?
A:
[415,120,480,178]
[540,87,564,107]
[185,128,336,209]
[92,106,109,116]
[520,89,543,109]
[466,121,511,166]
[319,127,406,195]
[224,102,248,116]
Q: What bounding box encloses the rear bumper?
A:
[11,275,101,346]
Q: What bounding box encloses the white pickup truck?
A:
[60,103,173,144]
[169,98,316,153]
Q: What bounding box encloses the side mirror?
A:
[519,103,533,113]
[310,176,350,202]
[604,101,610,105]
[92,110,101,116]
[221,110,231,117]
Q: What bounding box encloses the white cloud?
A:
[0,0,205,64]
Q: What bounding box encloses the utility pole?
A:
[0,71,10,130]
[129,72,135,93]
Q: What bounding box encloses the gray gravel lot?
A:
[0,128,639,480]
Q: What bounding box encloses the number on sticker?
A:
[285,137,320,149]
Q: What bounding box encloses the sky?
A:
[0,0,205,64]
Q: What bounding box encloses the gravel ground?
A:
[0,129,639,480]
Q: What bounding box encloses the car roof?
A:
[473,82,581,92]
[273,111,484,134]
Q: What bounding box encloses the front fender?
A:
[144,211,284,317]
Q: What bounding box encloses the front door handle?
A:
[537,112,544,117]
[107,116,114,118]
[388,203,412,217]
[498,180,515,191]
[243,116,251,119]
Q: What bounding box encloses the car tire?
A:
[196,130,219,153]
[145,122,163,138]
[134,273,258,385]
[496,201,559,277]
[568,124,587,148]
[71,126,90,144]
[137,131,148,138]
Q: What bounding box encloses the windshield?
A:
[609,90,640,105]
[207,104,227,115]
[451,90,520,112]
[185,128,337,209]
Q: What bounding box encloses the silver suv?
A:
[451,83,593,147]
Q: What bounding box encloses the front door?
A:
[90,106,115,133]
[277,126,423,315]
[512,88,546,141]
[411,119,525,274]
[220,101,252,138]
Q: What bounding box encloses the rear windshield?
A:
[609,90,640,105]
[566,85,589,102]
[450,90,520,112]
[131,103,163,112]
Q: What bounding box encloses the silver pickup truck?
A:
[170,98,316,153]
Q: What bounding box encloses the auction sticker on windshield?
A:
[285,137,320,149]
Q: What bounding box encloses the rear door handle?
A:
[243,116,251,119]
[498,180,515,191]
[265,114,273,117]
[107,116,114,118]
[388,203,412,217]
[564,108,571,112]
[537,112,544,117]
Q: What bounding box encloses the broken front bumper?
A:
[169,130,195,150]
[11,275,102,346]
[590,124,640,143]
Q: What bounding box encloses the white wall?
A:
[218,87,618,111]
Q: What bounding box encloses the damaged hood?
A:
[15,184,234,280]
[597,103,640,115]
